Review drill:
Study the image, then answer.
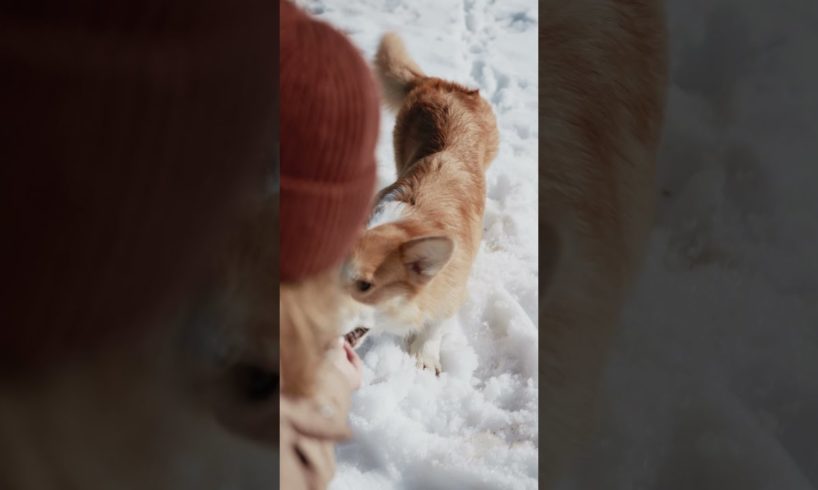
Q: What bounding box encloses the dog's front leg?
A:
[407,317,453,375]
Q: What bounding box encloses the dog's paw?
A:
[408,336,441,376]
[414,354,441,376]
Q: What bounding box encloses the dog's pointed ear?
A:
[400,236,454,284]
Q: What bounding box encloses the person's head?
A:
[279,0,379,397]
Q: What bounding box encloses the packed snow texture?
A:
[558,0,818,489]
[293,0,539,488]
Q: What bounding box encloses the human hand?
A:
[328,337,363,390]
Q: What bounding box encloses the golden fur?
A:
[538,0,667,485]
[341,33,499,373]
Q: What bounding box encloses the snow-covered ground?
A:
[294,0,818,488]
[560,0,818,488]
[294,0,539,488]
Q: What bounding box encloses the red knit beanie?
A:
[279,1,379,282]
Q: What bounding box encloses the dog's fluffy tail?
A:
[374,32,425,110]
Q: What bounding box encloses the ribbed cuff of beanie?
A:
[279,166,376,282]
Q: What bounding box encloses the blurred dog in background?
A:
[537,0,667,485]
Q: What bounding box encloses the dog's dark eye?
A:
[355,280,373,292]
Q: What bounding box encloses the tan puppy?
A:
[341,33,499,374]
[538,0,667,485]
